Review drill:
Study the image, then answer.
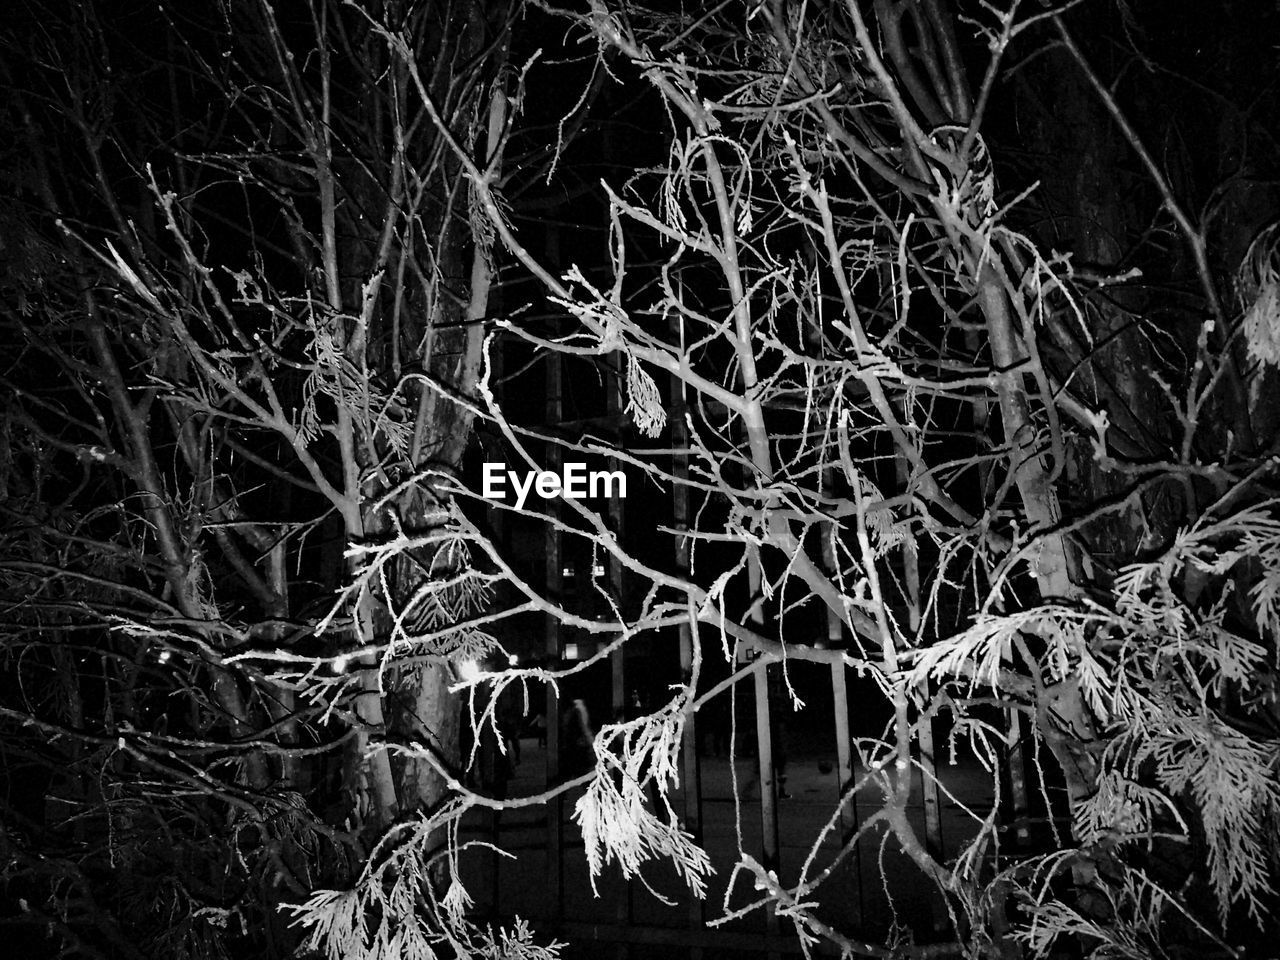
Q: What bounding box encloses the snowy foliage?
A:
[572,701,714,900]
[1240,223,1280,373]
[915,500,1280,936]
[546,266,667,437]
[285,807,563,960]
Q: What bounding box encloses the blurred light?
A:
[563,643,579,660]
[561,565,574,578]
[331,654,350,673]
[457,659,482,682]
[591,563,605,576]
[157,650,172,664]
[508,654,519,666]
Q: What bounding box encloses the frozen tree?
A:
[292,1,1280,958]
[4,1,1280,959]
[0,1,562,957]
